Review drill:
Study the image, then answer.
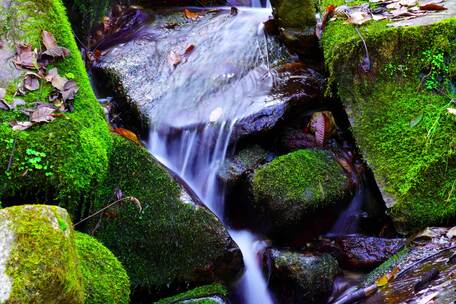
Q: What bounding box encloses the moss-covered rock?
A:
[270,0,316,28]
[0,0,112,218]
[0,205,84,304]
[155,284,228,304]
[86,135,243,296]
[265,249,339,304]
[251,149,349,233]
[74,232,130,304]
[320,0,456,233]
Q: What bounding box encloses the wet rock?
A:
[93,8,324,139]
[251,149,350,235]
[264,249,340,304]
[218,145,269,186]
[359,226,456,304]
[269,0,319,57]
[155,284,229,304]
[318,235,406,270]
[86,135,244,296]
[0,205,84,304]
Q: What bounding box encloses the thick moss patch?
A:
[320,0,456,232]
[86,135,242,294]
[252,149,348,232]
[0,0,112,218]
[0,205,84,304]
[155,284,228,304]
[75,232,130,304]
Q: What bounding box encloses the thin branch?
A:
[73,196,134,227]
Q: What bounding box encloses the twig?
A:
[73,196,135,227]
[6,137,17,171]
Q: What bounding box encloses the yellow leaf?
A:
[375,274,390,287]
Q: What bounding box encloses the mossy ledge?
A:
[155,284,228,304]
[320,0,456,232]
[85,135,243,296]
[0,0,112,218]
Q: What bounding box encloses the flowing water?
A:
[145,5,284,304]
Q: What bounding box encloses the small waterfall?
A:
[145,7,283,303]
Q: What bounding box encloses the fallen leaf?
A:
[42,46,71,59]
[51,74,69,91]
[0,88,5,99]
[10,120,33,130]
[347,11,372,25]
[183,44,195,57]
[184,8,202,21]
[62,80,79,101]
[13,44,37,69]
[419,3,447,9]
[128,196,142,212]
[11,98,25,109]
[410,113,423,127]
[30,106,55,123]
[375,274,390,287]
[168,51,181,67]
[112,127,142,145]
[45,67,59,82]
[447,108,456,116]
[42,31,58,50]
[23,72,41,91]
[309,111,336,146]
[446,226,456,239]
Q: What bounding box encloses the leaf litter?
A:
[1,30,78,130]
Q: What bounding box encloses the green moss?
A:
[86,135,241,291]
[1,205,84,303]
[363,246,410,286]
[319,0,456,232]
[0,0,112,218]
[252,149,348,211]
[74,232,130,304]
[155,284,228,304]
[271,0,316,28]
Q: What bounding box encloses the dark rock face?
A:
[318,235,406,270]
[264,249,339,304]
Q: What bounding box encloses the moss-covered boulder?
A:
[320,0,456,233]
[0,205,84,304]
[86,135,243,296]
[74,232,130,304]
[155,284,229,304]
[251,149,349,234]
[264,249,339,304]
[0,0,112,218]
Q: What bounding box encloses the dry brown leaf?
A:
[62,80,79,101]
[184,8,202,21]
[347,11,372,25]
[10,120,33,130]
[309,111,336,146]
[30,106,56,123]
[23,72,41,91]
[13,44,37,69]
[42,46,71,59]
[42,30,58,50]
[112,127,142,145]
[419,2,447,9]
[168,50,181,67]
[51,74,69,91]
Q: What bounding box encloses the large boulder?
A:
[74,232,130,304]
[320,0,456,233]
[155,284,229,304]
[251,149,350,235]
[0,0,112,218]
[92,8,324,139]
[86,135,243,296]
[264,249,340,304]
[0,205,84,304]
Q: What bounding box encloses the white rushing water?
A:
[147,6,278,304]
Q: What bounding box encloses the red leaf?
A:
[184,9,203,21]
[183,44,195,57]
[419,3,447,10]
[112,128,142,145]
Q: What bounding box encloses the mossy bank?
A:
[0,0,112,218]
[319,0,456,232]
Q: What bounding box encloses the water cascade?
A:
[145,6,284,304]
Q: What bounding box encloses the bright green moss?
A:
[0,0,112,218]
[74,232,130,304]
[86,135,241,292]
[252,149,348,211]
[1,205,84,303]
[363,246,410,286]
[319,0,456,232]
[155,284,228,304]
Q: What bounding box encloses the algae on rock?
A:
[86,135,243,295]
[155,284,229,304]
[319,0,456,232]
[0,0,112,218]
[0,205,84,304]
